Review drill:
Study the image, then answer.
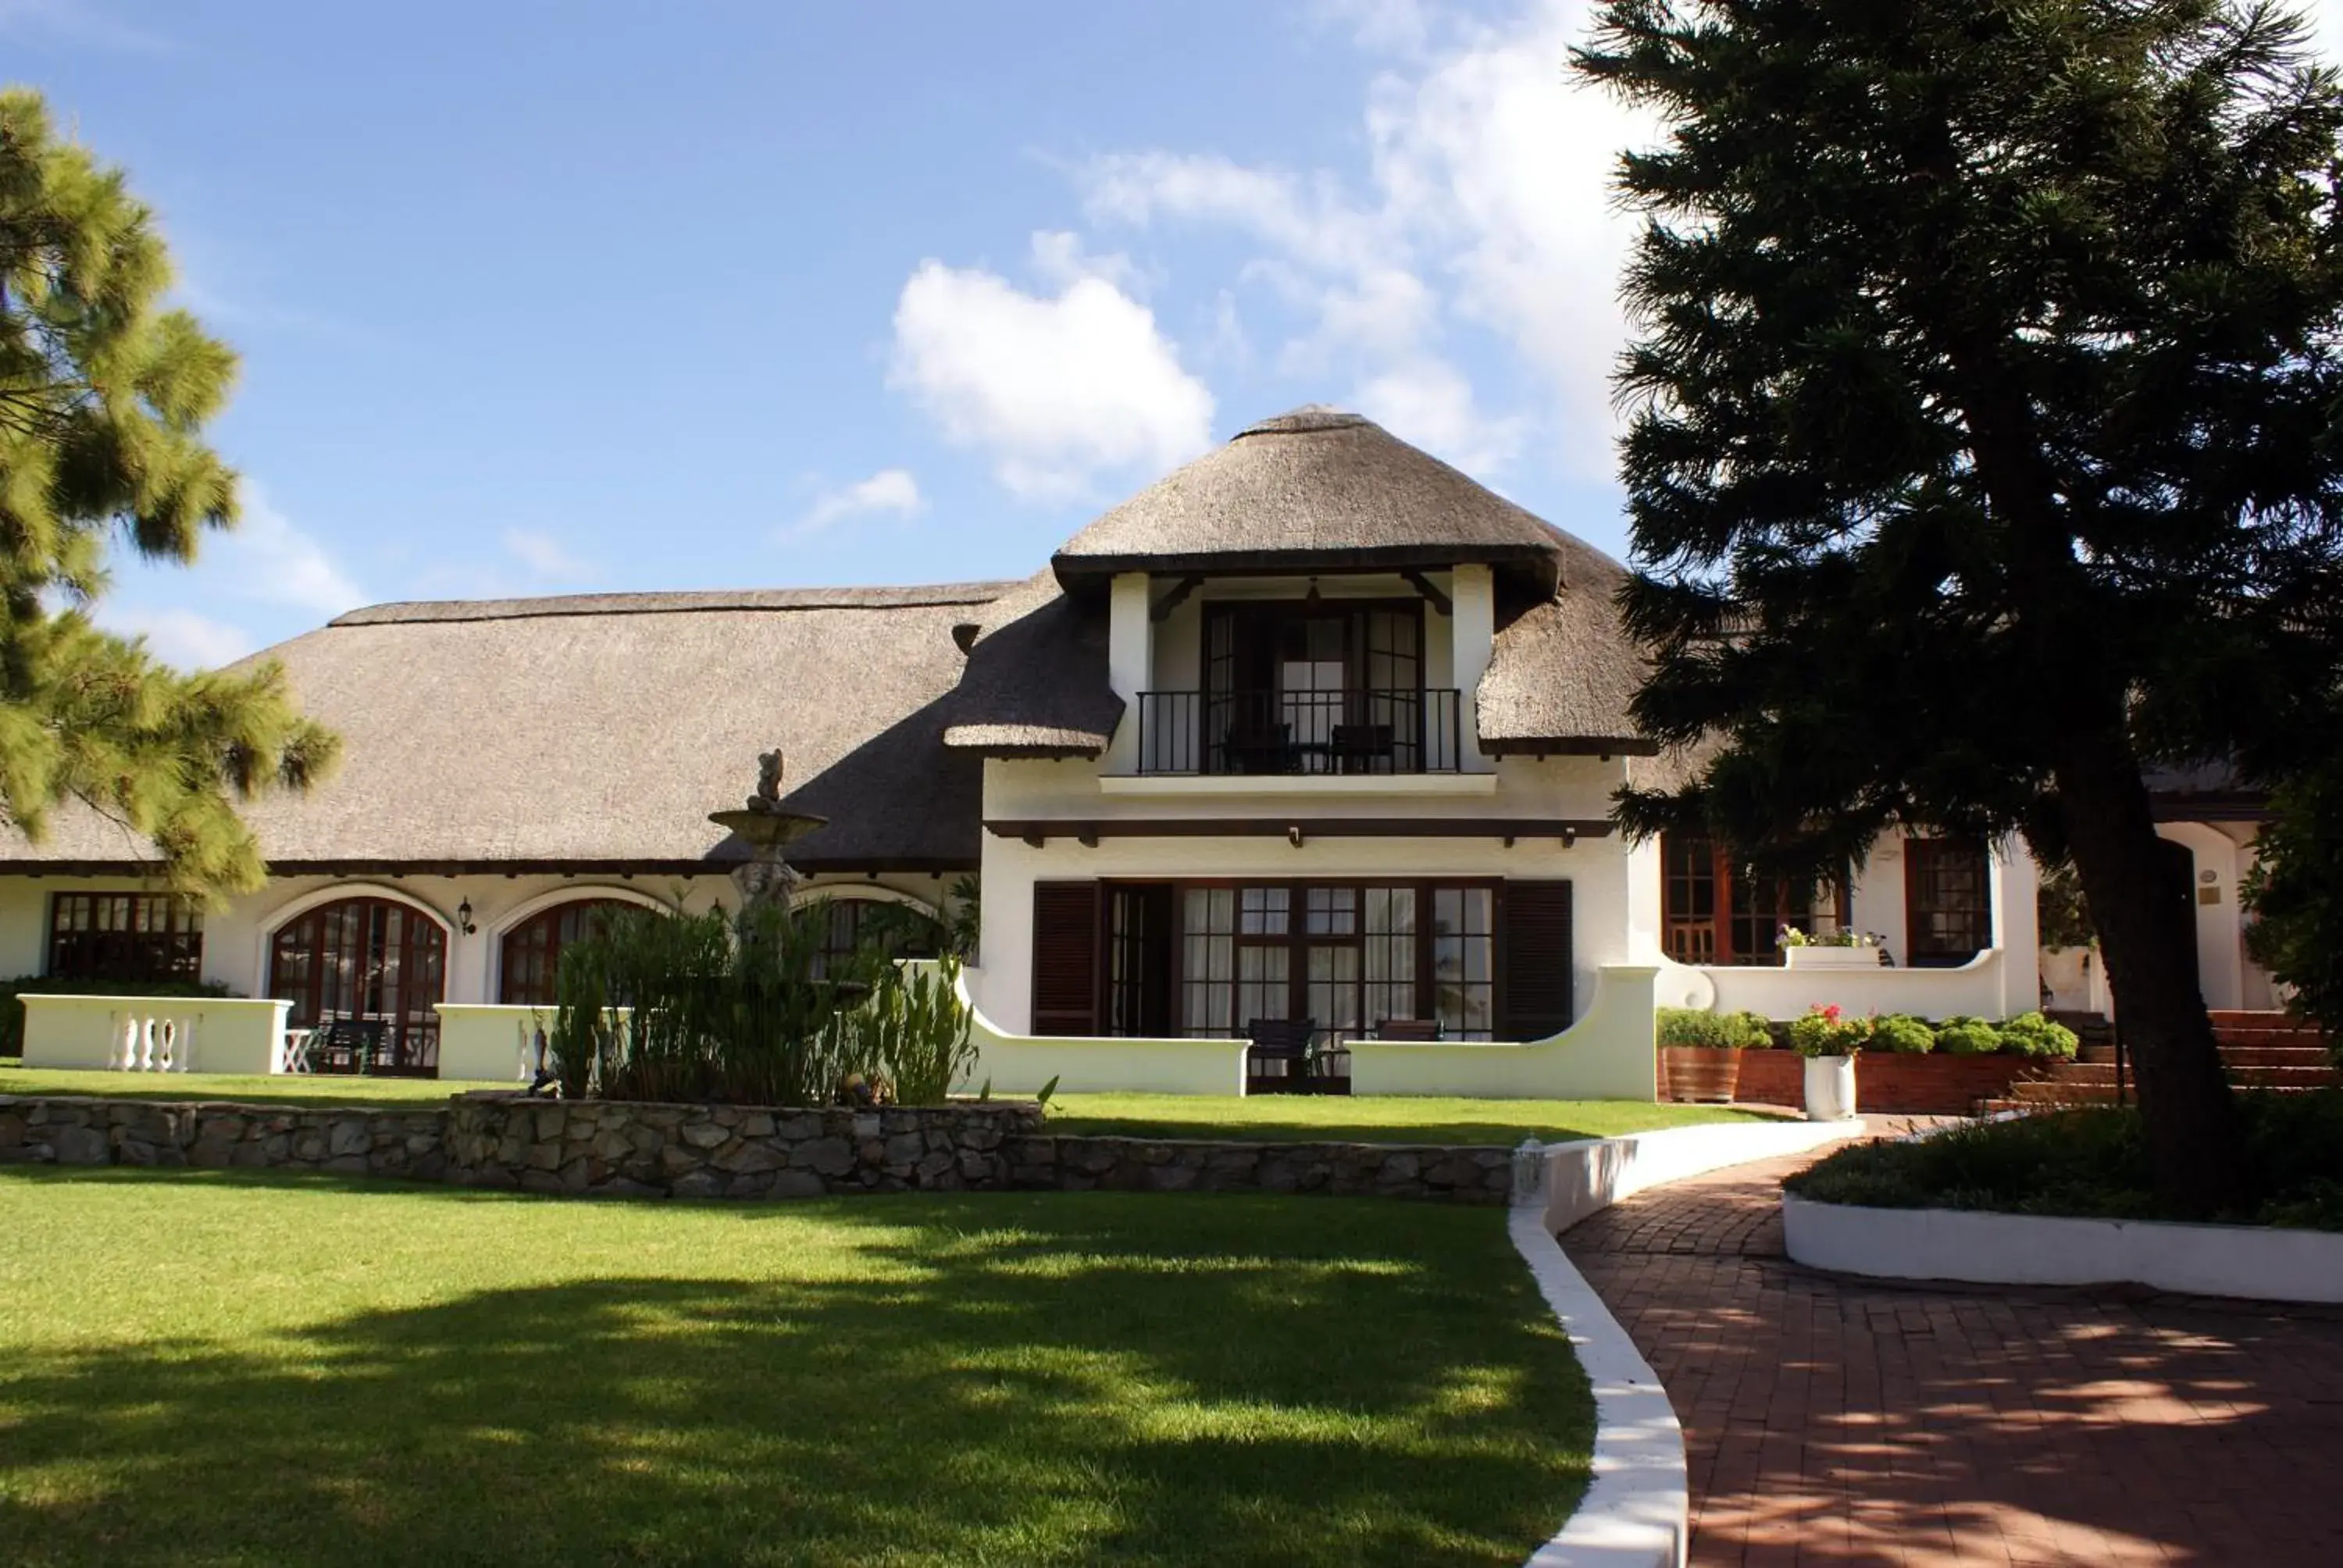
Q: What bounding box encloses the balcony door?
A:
[1204,602,1423,774]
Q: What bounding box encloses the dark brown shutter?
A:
[1031,882,1102,1036]
[1502,880,1574,1041]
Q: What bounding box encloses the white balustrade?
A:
[21,995,294,1075]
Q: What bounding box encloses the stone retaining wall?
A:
[0,1094,1511,1204]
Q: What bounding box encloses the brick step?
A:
[2209,1010,2306,1027]
[2215,1030,2329,1052]
[2216,1045,2334,1067]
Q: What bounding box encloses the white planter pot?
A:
[1804,1054,1858,1121]
[1785,946,1882,971]
[2039,946,2092,1013]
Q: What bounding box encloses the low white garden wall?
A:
[1508,1117,1866,1568]
[434,1003,557,1084]
[1656,950,2013,1021]
[954,963,1664,1100]
[20,994,293,1075]
[1783,1194,2343,1305]
[1351,965,1660,1102]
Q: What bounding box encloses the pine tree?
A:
[0,87,336,896]
[1578,0,2343,1210]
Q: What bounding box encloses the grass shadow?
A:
[0,1171,1591,1567]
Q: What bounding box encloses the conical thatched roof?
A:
[948,409,1656,757]
[1050,407,1564,594]
[0,583,1014,875]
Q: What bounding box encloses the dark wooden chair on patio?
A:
[1245,1017,1318,1095]
[308,1017,386,1075]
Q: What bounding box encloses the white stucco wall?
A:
[1646,833,2039,1021]
[975,752,1632,1035]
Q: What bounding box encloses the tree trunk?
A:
[2053,731,2248,1216]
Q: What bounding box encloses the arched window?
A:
[809,897,942,976]
[269,898,447,1075]
[499,898,642,1006]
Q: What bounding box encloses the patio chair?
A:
[310,1017,385,1075]
[1245,1017,1318,1095]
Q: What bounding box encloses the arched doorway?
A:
[268,897,448,1075]
[499,898,643,1006]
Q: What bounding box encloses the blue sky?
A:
[9,0,2340,668]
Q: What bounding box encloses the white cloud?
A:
[889,257,1215,501]
[1353,358,1528,475]
[790,469,926,538]
[503,527,592,581]
[1071,1,1653,479]
[1364,1,1657,474]
[102,607,255,671]
[1027,231,1144,296]
[220,486,368,617]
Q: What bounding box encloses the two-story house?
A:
[0,407,2272,1093]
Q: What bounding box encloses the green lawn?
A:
[1043,1092,1778,1146]
[0,1170,1592,1567]
[0,1067,508,1109]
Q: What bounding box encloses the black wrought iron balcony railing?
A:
[1134,689,1464,776]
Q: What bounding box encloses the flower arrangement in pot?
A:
[1789,1003,1870,1120]
[1657,1007,1774,1103]
[1778,927,1889,970]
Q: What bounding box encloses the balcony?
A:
[1134,688,1464,776]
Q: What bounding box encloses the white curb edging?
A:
[1782,1192,2343,1304]
[1509,1119,1865,1568]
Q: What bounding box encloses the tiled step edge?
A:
[1507,1119,1867,1568]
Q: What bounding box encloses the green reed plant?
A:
[549,900,975,1107]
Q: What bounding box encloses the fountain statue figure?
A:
[708,747,828,914]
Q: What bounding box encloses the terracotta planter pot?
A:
[1662,1045,1744,1103]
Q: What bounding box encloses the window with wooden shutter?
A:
[1031,882,1101,1035]
[1501,880,1574,1041]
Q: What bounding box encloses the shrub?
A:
[1933,1017,2002,1055]
[1999,1010,2079,1059]
[1788,1004,1869,1057]
[1659,1007,1735,1048]
[0,975,232,1057]
[1722,1010,1777,1049]
[1785,1092,2343,1230]
[1870,1014,1935,1055]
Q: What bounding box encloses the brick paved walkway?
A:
[1563,1145,2343,1566]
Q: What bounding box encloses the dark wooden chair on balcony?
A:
[1245,1017,1318,1095]
[1331,722,1396,774]
[1374,1017,1443,1042]
[1221,720,1293,775]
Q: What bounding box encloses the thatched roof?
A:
[1475,522,1656,755]
[0,583,1015,875]
[1052,407,1564,595]
[948,410,1654,757]
[938,567,1123,756]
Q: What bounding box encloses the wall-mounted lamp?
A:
[456,898,477,935]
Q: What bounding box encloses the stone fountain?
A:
[708,748,827,915]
